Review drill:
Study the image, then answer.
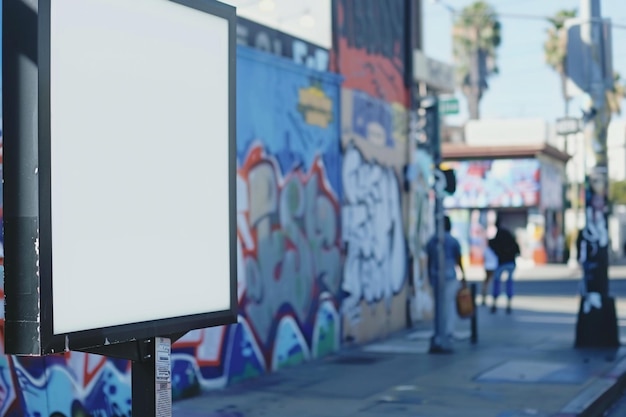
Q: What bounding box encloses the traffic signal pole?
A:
[421,96,453,353]
[574,0,619,348]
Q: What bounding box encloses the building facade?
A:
[441,128,569,266]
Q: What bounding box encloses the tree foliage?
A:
[543,9,577,114]
[610,180,626,205]
[606,72,626,115]
[452,1,501,120]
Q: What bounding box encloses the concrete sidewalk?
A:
[465,262,626,281]
[172,273,626,417]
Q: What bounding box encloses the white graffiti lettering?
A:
[341,144,406,325]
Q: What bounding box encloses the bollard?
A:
[470,283,478,344]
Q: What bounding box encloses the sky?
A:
[423,0,626,125]
[2,0,624,127]
[225,0,626,126]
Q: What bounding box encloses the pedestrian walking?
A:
[482,244,498,306]
[489,224,520,314]
[426,216,466,343]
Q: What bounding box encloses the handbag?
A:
[456,282,475,318]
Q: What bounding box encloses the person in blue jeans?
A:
[481,244,498,306]
[427,216,466,341]
[488,225,520,314]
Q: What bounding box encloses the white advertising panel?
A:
[2,0,235,355]
[47,0,235,335]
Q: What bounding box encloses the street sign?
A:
[414,50,455,93]
[555,117,581,135]
[439,97,459,115]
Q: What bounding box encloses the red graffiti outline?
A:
[237,144,341,363]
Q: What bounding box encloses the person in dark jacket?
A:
[488,225,520,314]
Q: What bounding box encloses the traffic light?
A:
[413,96,440,158]
[440,168,456,194]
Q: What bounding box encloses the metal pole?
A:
[2,0,44,357]
[428,96,452,353]
[132,337,172,417]
[574,0,619,348]
[470,283,478,344]
[133,339,157,416]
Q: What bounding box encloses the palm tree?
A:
[543,9,577,116]
[452,1,501,120]
[606,72,626,115]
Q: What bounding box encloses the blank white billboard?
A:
[48,0,234,334]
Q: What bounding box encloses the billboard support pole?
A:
[133,338,158,416]
[78,334,182,417]
[132,337,173,417]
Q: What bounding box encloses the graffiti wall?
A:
[0,46,343,416]
[340,89,409,343]
[466,209,497,266]
[448,209,471,266]
[332,0,413,339]
[171,46,343,392]
[406,149,435,321]
[443,159,541,210]
[0,353,132,417]
[540,159,565,263]
[332,0,409,106]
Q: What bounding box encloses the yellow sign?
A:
[298,84,333,128]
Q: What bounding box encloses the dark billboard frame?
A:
[3,0,237,356]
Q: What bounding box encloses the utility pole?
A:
[574,0,619,348]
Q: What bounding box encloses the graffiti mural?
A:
[407,150,434,270]
[340,89,409,342]
[443,159,541,209]
[169,46,343,392]
[238,145,342,361]
[579,167,610,296]
[406,149,435,322]
[447,209,471,266]
[332,0,409,105]
[0,351,131,417]
[342,144,405,318]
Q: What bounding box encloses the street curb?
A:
[555,356,626,417]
